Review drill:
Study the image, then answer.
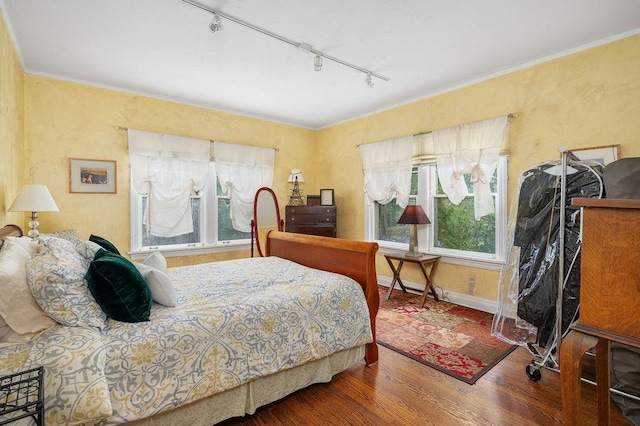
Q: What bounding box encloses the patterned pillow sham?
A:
[27,235,107,330]
[42,229,79,243]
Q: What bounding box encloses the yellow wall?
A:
[0,12,25,226]
[317,34,640,300]
[4,13,640,301]
[24,77,315,266]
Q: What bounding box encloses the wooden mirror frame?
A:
[251,187,284,257]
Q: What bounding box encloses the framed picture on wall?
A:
[69,158,117,193]
[570,144,621,165]
[320,189,334,206]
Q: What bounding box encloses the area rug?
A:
[376,286,517,384]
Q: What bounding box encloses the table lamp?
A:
[8,184,59,239]
[397,205,430,257]
[287,169,305,206]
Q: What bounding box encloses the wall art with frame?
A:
[320,189,334,206]
[69,158,117,193]
[570,144,621,165]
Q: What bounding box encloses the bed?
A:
[0,225,378,425]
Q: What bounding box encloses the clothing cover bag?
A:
[492,153,604,349]
[604,157,640,198]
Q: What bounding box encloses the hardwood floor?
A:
[219,345,632,425]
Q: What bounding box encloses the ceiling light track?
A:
[179,0,390,85]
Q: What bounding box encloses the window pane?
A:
[434,196,495,253]
[376,168,418,243]
[142,197,200,246]
[377,202,409,243]
[436,167,498,194]
[217,198,251,241]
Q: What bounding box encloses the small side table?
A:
[0,366,44,426]
[384,252,441,307]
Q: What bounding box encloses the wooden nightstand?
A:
[384,252,441,307]
[285,205,336,237]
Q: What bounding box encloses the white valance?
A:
[213,142,275,233]
[433,116,508,219]
[128,129,210,237]
[359,136,413,208]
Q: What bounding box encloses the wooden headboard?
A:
[0,224,23,249]
[266,230,379,364]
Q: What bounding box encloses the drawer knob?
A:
[291,218,295,221]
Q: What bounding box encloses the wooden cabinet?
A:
[560,198,640,425]
[285,205,336,237]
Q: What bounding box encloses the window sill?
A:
[377,245,504,271]
[129,242,250,261]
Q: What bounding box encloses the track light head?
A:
[365,72,374,88]
[314,54,323,71]
[209,12,223,32]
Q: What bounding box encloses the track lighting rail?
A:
[179,0,390,84]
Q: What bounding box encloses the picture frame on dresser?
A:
[306,195,321,206]
[320,189,334,206]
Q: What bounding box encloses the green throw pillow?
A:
[85,249,152,323]
[89,234,120,255]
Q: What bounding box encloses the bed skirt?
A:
[123,345,366,426]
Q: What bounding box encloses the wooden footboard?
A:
[266,231,379,364]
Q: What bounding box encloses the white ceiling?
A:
[2,0,640,129]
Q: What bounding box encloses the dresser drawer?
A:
[285,206,336,237]
[286,214,335,225]
[286,206,335,216]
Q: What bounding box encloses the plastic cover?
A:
[491,153,604,356]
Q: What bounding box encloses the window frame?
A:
[129,162,251,260]
[364,156,508,270]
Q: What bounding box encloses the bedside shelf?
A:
[0,367,44,426]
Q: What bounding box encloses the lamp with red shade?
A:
[397,204,430,257]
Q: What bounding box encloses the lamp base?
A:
[27,211,40,240]
[404,251,424,258]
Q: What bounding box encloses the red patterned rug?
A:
[376,286,517,384]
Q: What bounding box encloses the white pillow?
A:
[134,252,176,307]
[6,236,39,258]
[0,239,56,336]
[144,251,167,271]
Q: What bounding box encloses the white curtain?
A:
[433,116,507,219]
[213,142,275,233]
[128,129,210,237]
[359,136,413,208]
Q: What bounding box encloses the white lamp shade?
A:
[287,169,304,183]
[8,185,60,212]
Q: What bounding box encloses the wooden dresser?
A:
[560,198,640,425]
[285,205,336,237]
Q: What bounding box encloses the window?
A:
[365,156,507,269]
[130,163,251,258]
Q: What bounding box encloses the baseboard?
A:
[377,275,498,314]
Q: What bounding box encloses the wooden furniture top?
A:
[266,230,379,364]
[572,197,640,209]
[383,251,440,262]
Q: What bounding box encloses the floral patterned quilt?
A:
[0,256,373,425]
